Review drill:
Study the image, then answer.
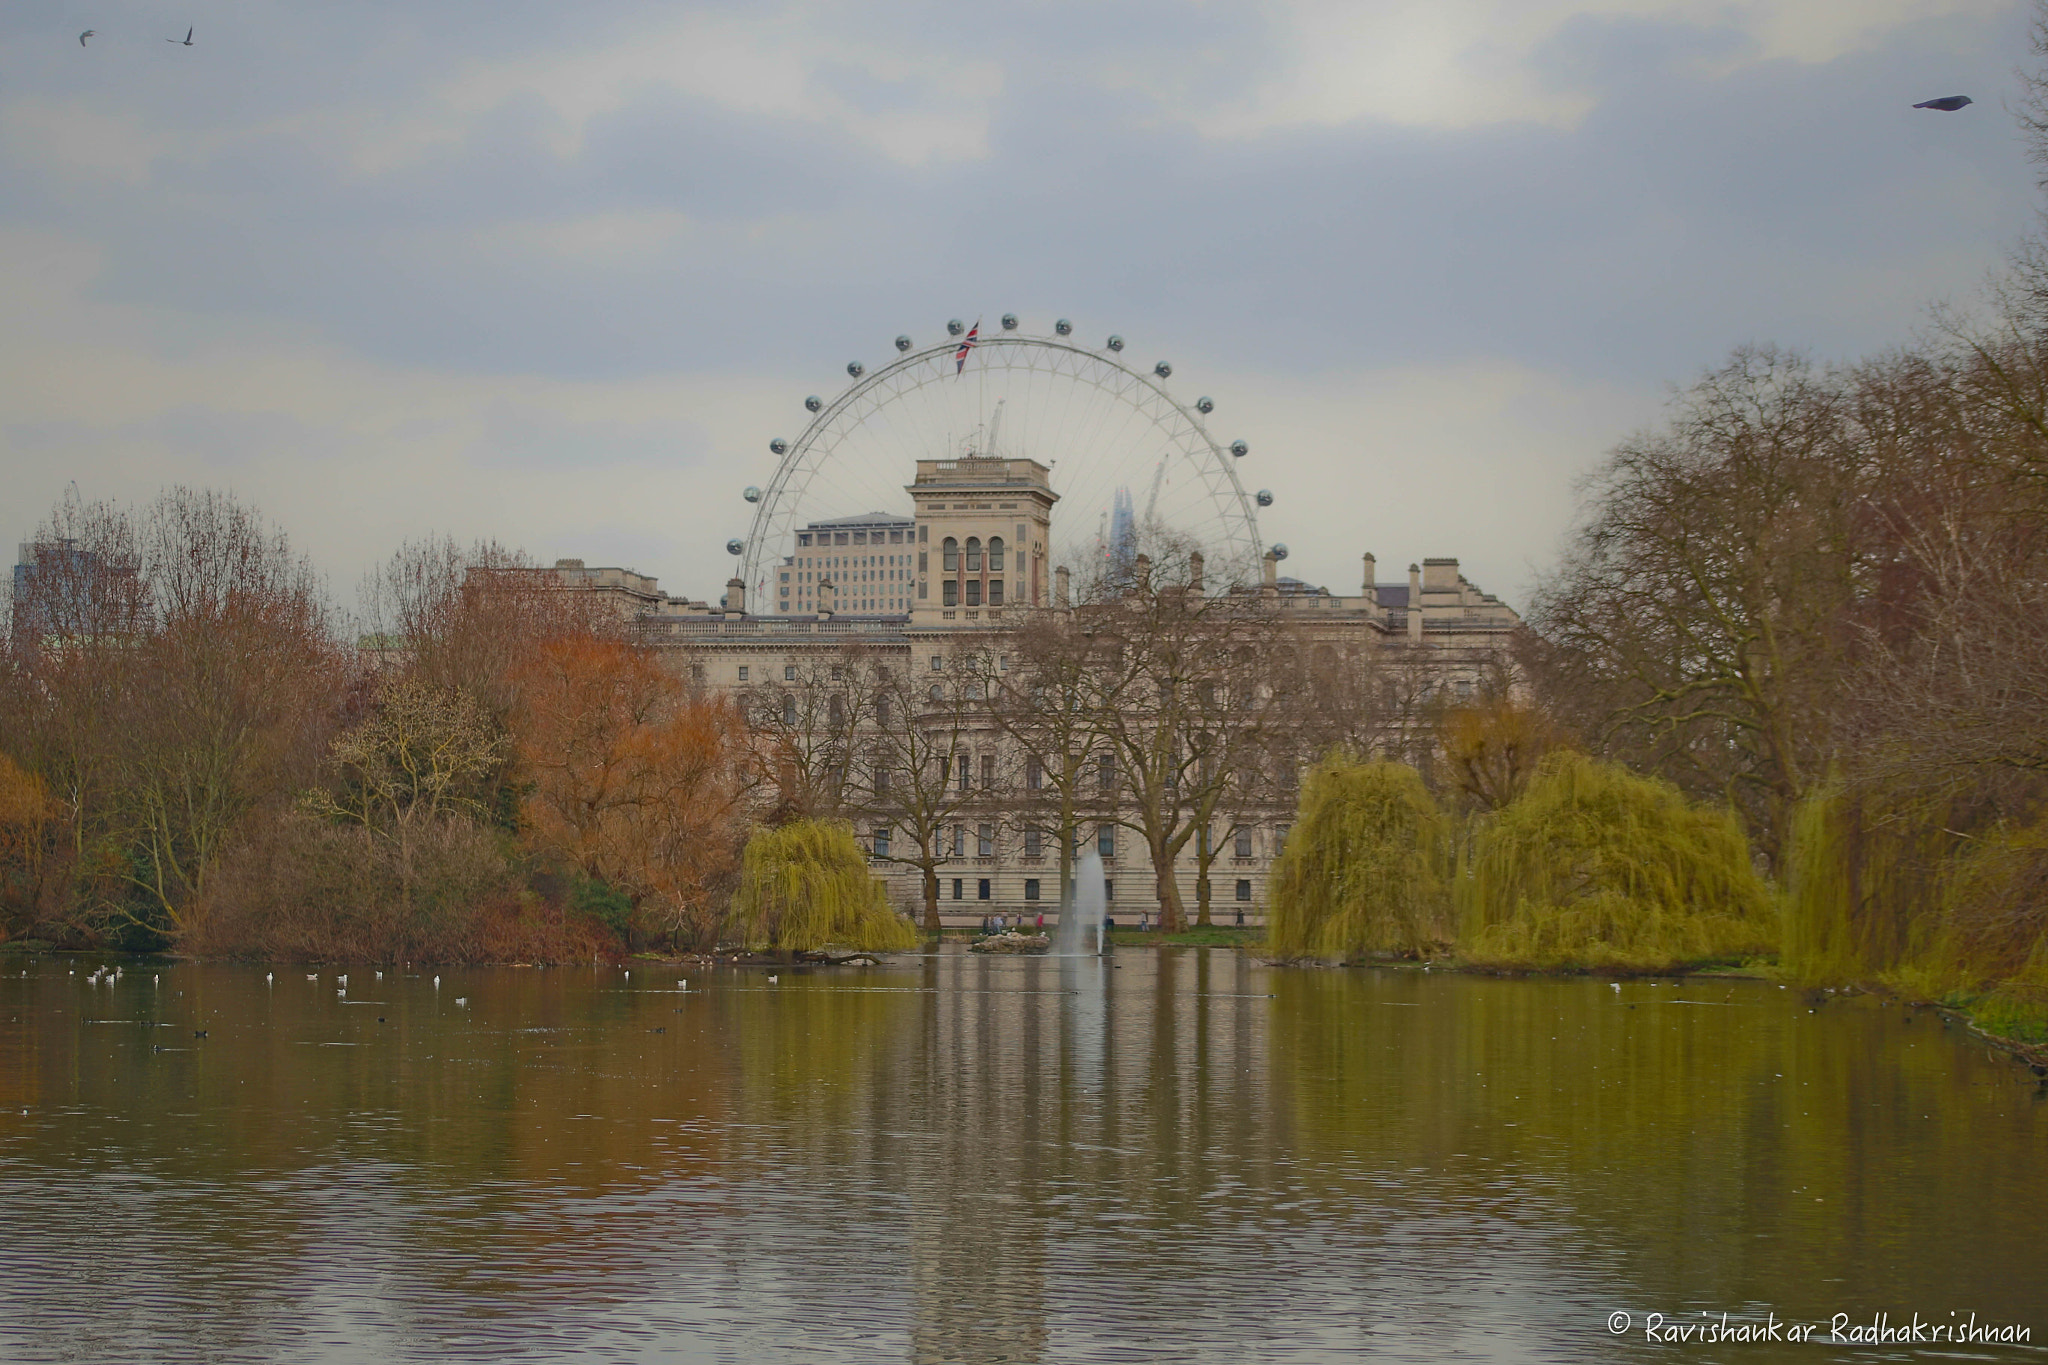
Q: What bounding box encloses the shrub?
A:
[190,812,515,961]
[1266,754,1450,959]
[1460,752,1778,972]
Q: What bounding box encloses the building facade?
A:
[575,457,1520,924]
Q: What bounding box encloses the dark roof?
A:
[1375,584,1409,609]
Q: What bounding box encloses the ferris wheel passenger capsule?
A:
[1154,362,1172,379]
[805,395,823,413]
[1196,396,1214,414]
[1256,489,1273,507]
[744,486,762,503]
[1106,335,1124,352]
[769,437,789,455]
[1001,314,1019,330]
[847,361,865,378]
[947,319,966,336]
[1270,543,1289,561]
[895,335,912,352]
[1230,439,1249,458]
[1055,319,1073,336]
[726,539,745,556]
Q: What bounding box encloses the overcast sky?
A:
[2,0,2037,612]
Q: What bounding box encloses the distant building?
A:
[778,512,917,615]
[552,457,1519,923]
[9,539,142,647]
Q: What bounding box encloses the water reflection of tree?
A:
[1268,969,2048,1330]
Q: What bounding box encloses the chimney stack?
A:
[1055,565,1070,607]
[724,577,746,614]
[1361,552,1377,607]
[1407,563,1423,639]
[1262,551,1279,599]
[1188,550,1204,594]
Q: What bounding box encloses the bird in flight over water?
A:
[78,29,95,45]
[1912,95,1973,111]
[168,26,193,46]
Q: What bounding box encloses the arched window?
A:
[988,536,1004,571]
[965,537,982,572]
[942,537,959,573]
[781,694,796,726]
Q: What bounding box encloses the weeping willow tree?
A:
[1781,782,1951,988]
[1918,820,2048,1042]
[732,820,919,954]
[1459,752,1777,972]
[1267,754,1451,960]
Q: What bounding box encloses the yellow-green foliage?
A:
[1782,784,1948,987]
[1784,788,2048,1043]
[1267,754,1450,959]
[1889,817,2048,1040]
[1460,752,1777,972]
[732,819,919,953]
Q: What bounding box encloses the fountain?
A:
[1054,850,1109,956]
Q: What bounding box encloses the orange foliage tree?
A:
[512,634,756,951]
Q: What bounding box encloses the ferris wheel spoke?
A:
[743,331,1261,594]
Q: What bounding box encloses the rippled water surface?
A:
[2,949,2044,1363]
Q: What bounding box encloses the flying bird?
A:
[168,26,193,46]
[78,30,96,45]
[1912,95,1973,111]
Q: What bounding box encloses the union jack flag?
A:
[955,319,980,375]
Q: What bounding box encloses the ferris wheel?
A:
[729,316,1278,606]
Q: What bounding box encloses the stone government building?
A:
[552,455,1520,923]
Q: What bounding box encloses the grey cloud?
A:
[25,5,2025,388]
[472,401,716,472]
[1,0,2038,604]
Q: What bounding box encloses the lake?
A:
[1,948,2043,1362]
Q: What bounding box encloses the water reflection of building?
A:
[551,456,1518,922]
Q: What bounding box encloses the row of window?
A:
[940,536,1004,573]
[871,823,1288,860]
[940,578,1004,607]
[796,526,921,548]
[933,877,1256,903]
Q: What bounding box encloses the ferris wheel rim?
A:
[738,330,1263,597]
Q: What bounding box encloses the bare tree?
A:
[2,492,148,886]
[1528,346,1861,866]
[988,607,1137,917]
[3,489,341,940]
[302,675,505,919]
[1070,543,1298,931]
[113,489,339,934]
[739,649,879,824]
[851,645,1004,934]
